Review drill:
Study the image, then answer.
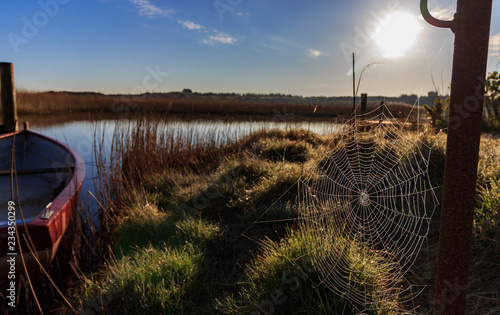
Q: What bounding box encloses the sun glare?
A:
[373,11,421,59]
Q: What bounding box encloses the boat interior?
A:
[0,132,75,226]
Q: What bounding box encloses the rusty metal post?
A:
[0,62,18,133]
[428,0,493,314]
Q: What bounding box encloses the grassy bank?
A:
[68,120,500,314]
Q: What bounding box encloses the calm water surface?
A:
[25,114,341,213]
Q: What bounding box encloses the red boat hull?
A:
[0,130,85,285]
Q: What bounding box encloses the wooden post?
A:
[430,0,493,314]
[0,62,18,133]
[360,93,367,114]
[352,53,356,116]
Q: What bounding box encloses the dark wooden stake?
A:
[0,62,18,133]
[360,93,367,114]
[423,0,493,314]
[352,53,356,116]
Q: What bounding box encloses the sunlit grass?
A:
[68,117,500,314]
[74,245,200,314]
[216,228,403,314]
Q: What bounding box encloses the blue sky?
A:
[1,0,499,97]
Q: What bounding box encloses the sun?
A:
[372,11,421,58]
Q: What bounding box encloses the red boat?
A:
[0,128,85,285]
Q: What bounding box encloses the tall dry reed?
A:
[80,116,232,269]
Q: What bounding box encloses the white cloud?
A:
[429,6,456,21]
[202,33,237,45]
[179,20,205,31]
[129,0,172,18]
[490,33,500,57]
[309,49,324,59]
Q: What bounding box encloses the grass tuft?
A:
[74,245,200,314]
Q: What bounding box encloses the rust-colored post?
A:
[432,0,493,314]
[0,62,18,133]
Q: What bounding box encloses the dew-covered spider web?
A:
[298,104,439,311]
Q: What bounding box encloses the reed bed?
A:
[76,118,252,268]
[12,90,418,120]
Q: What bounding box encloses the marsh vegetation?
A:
[1,101,499,313]
[62,118,500,314]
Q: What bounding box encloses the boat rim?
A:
[0,129,85,227]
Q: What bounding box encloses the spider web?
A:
[298,105,438,311]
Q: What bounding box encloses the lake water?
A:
[24,114,342,213]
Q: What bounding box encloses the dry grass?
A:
[10,89,419,120]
